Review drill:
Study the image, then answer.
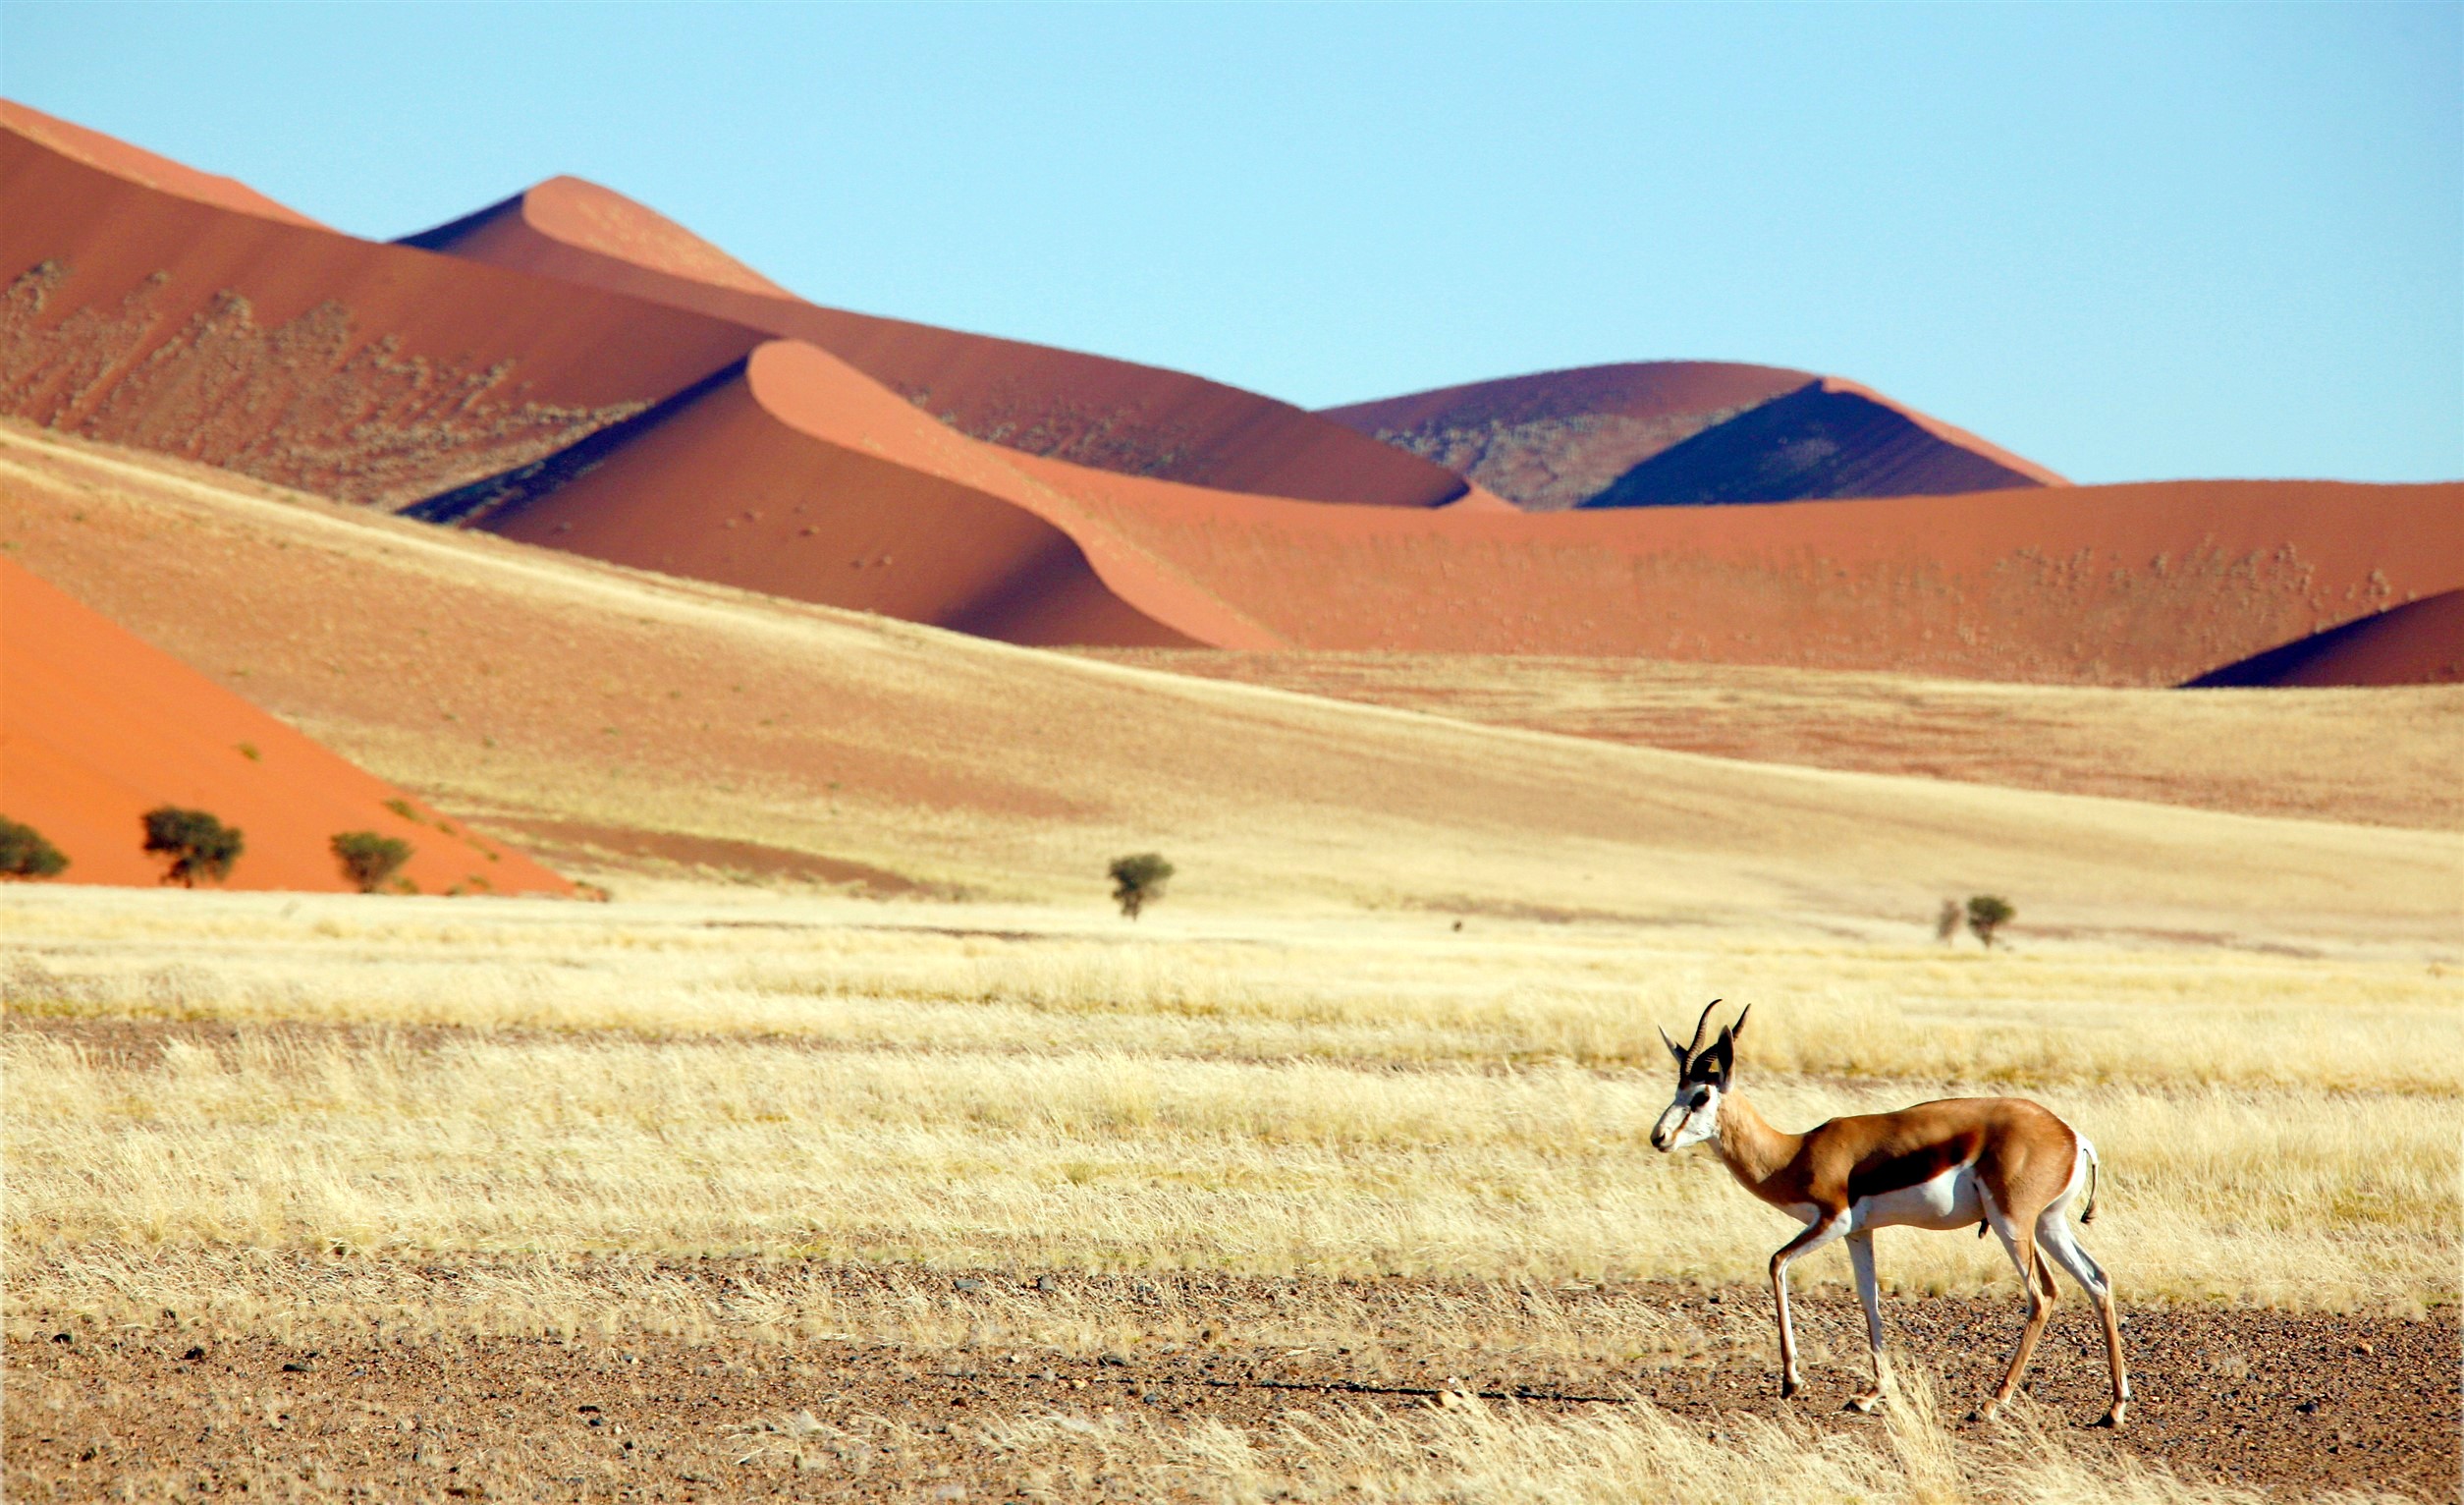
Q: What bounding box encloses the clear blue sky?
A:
[6,2,2457,483]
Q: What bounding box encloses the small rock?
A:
[2356,1341,2374,1356]
[49,1332,72,1345]
[182,1346,206,1362]
[282,1362,311,1373]
[1034,1275,1060,1293]
[1099,1353,1128,1366]
[953,1277,985,1294]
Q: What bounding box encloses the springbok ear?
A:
[1706,1026,1736,1084]
[1657,1024,1688,1067]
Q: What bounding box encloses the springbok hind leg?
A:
[2039,1211,2130,1427]
[1844,1231,1890,1414]
[1977,1217,2057,1422]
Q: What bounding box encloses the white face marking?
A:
[1652,1082,1722,1150]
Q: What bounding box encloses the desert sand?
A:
[1322,362,2065,511]
[2188,588,2464,688]
[0,100,326,229]
[0,556,566,895]
[1584,376,2064,506]
[7,108,2454,687]
[0,119,759,505]
[1079,648,2464,831]
[4,420,2454,945]
[405,174,1472,508]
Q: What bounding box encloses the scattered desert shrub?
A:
[1967,894,2015,949]
[329,831,412,894]
[1109,853,1175,920]
[1934,899,1959,943]
[140,806,244,888]
[0,816,68,879]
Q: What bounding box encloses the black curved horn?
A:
[1685,998,1723,1058]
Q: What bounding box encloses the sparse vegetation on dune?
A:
[0,815,68,879]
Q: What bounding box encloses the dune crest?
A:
[0,558,569,895]
[461,339,1278,648]
[2184,590,2464,688]
[0,99,325,229]
[1324,362,2064,511]
[1322,362,1816,510]
[1586,378,2063,508]
[0,121,759,505]
[403,175,1472,508]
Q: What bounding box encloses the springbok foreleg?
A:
[1843,1231,1890,1413]
[1769,1212,1848,1400]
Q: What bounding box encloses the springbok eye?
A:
[1689,1089,1711,1109]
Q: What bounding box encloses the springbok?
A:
[1650,1001,2128,1426]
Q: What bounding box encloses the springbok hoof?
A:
[1780,1377,1801,1401]
[2094,1402,2128,1429]
[1844,1393,1884,1415]
[1969,1402,2000,1425]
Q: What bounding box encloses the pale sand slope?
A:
[0,422,2453,948]
[1079,650,2464,833]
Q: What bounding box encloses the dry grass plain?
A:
[4,424,2459,1499]
[6,885,2459,1500]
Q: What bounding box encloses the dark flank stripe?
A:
[1846,1131,1984,1202]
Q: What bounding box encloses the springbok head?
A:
[1650,999,1749,1151]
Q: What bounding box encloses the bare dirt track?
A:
[7,1261,2453,1502]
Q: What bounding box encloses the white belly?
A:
[1848,1164,1984,1233]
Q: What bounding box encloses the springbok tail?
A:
[2079,1138,2102,1225]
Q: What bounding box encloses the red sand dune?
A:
[1021,471,2464,683]
[1320,362,1817,510]
[402,176,1473,508]
[9,105,2453,689]
[466,339,1279,648]
[2184,590,2464,688]
[1585,376,2063,507]
[0,558,569,894]
[0,100,327,229]
[455,320,2461,680]
[0,118,761,505]
[1323,363,2065,511]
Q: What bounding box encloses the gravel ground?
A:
[6,1266,2454,1501]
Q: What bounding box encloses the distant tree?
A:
[0,816,68,880]
[330,831,413,894]
[1108,853,1175,920]
[1966,894,2016,949]
[1935,899,1961,943]
[141,806,244,888]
